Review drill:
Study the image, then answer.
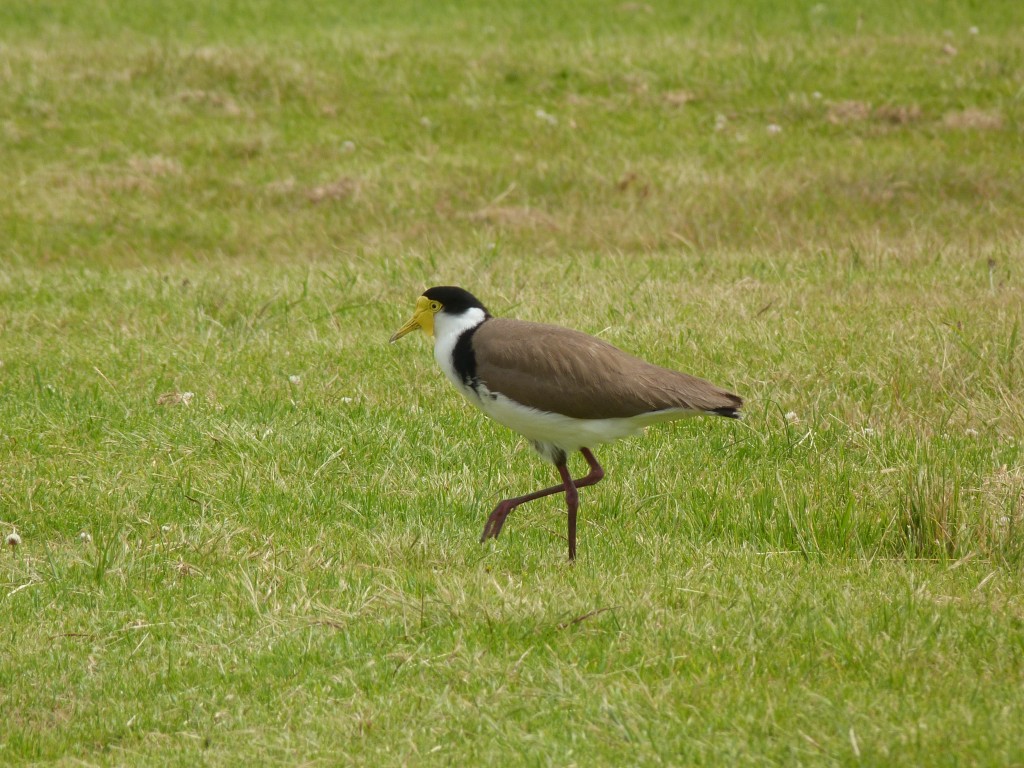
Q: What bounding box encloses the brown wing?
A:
[472,318,742,420]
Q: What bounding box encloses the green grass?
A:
[2,0,1024,764]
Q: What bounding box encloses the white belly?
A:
[466,384,693,456]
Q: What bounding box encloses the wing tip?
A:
[708,394,744,420]
[710,406,742,419]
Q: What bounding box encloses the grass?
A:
[2,0,1024,764]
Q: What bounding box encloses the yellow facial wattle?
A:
[389,296,438,343]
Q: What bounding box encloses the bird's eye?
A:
[429,301,442,312]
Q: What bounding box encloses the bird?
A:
[389,286,742,560]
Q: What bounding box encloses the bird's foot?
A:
[480,500,515,542]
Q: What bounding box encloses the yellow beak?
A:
[389,296,435,343]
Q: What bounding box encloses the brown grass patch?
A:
[156,391,194,406]
[265,178,297,196]
[827,100,872,124]
[128,155,182,177]
[873,104,922,125]
[943,108,1005,131]
[465,205,559,230]
[616,172,651,197]
[306,177,358,204]
[827,101,922,126]
[663,90,695,108]
[175,89,244,117]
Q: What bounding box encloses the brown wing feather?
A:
[472,318,742,420]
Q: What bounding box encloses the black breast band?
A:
[451,323,481,388]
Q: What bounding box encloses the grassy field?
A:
[2,0,1024,764]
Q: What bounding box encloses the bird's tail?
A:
[707,392,743,419]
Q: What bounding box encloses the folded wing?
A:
[472,318,742,420]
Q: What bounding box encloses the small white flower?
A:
[161,524,172,533]
[419,116,433,128]
[180,392,195,405]
[79,531,92,544]
[341,140,356,153]
[811,91,823,100]
[861,427,875,436]
[968,26,979,35]
[714,113,728,131]
[784,411,799,423]
[965,428,979,437]
[288,375,301,386]
[340,396,354,404]
[767,123,783,135]
[535,108,558,125]
[6,532,21,548]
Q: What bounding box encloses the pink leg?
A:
[558,462,579,560]
[480,449,605,560]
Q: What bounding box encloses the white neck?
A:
[433,307,487,388]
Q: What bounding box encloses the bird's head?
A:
[389,286,489,343]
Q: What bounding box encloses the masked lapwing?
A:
[390,286,742,560]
